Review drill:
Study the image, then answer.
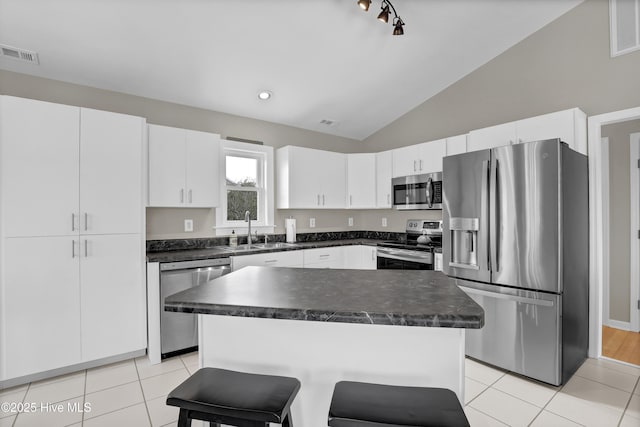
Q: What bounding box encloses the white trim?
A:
[602,137,611,326]
[603,318,633,331]
[215,140,274,236]
[609,0,640,57]
[630,132,640,332]
[587,106,640,359]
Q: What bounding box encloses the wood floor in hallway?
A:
[602,325,640,366]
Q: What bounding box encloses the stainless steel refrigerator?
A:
[443,138,588,386]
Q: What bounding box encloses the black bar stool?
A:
[166,367,300,427]
[328,381,469,427]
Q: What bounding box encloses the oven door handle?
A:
[377,249,432,264]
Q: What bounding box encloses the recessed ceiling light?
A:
[258,91,272,100]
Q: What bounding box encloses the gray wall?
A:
[1,0,639,239]
[602,119,640,323]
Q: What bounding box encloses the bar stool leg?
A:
[177,409,191,427]
[281,412,293,427]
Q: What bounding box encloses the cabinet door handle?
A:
[419,159,423,171]
[317,194,320,206]
[413,160,417,172]
[84,213,88,231]
[387,194,390,204]
[371,250,375,261]
[350,195,353,206]
[71,240,76,258]
[264,259,278,264]
[188,189,193,203]
[71,213,76,231]
[84,239,88,257]
[322,195,326,205]
[319,254,330,258]
[180,189,184,203]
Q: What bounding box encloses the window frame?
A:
[215,140,274,236]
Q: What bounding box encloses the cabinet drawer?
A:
[303,247,343,267]
[232,251,303,271]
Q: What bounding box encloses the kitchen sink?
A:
[221,242,300,252]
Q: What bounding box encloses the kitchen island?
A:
[165,267,483,425]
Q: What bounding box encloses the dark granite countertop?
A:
[146,238,384,263]
[164,267,484,329]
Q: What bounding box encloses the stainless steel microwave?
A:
[392,172,443,210]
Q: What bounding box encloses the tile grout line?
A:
[80,369,87,426]
[574,367,640,393]
[616,375,640,427]
[527,381,588,427]
[134,357,154,427]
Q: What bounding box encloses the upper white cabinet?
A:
[276,146,346,209]
[445,134,468,157]
[148,124,220,207]
[347,153,376,209]
[375,150,393,208]
[392,139,446,177]
[1,97,80,237]
[467,108,587,155]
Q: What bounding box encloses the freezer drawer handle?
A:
[459,285,555,307]
[449,262,479,270]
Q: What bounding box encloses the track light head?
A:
[357,0,371,11]
[393,16,405,35]
[377,3,390,23]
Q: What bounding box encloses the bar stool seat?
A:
[167,367,300,427]
[328,381,469,427]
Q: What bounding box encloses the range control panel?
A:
[406,220,443,234]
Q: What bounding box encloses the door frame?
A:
[630,133,640,332]
[587,107,640,358]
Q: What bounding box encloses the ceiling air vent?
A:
[320,119,337,126]
[0,44,39,64]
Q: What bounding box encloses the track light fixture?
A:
[358,0,405,35]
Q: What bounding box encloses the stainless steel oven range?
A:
[377,220,442,270]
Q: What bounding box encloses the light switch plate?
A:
[382,218,388,227]
[310,218,316,228]
[184,219,193,232]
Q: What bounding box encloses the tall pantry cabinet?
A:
[0,96,146,383]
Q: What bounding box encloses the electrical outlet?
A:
[382,217,388,227]
[310,218,316,228]
[348,217,354,227]
[184,219,193,232]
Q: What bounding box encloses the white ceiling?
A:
[0,0,583,140]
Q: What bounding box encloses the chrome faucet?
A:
[244,210,252,247]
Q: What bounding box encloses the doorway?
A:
[588,107,640,366]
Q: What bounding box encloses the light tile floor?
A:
[1,354,639,426]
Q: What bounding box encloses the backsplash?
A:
[146,230,406,252]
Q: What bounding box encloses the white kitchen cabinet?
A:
[303,247,344,269]
[347,153,376,209]
[468,122,517,152]
[148,124,220,207]
[342,245,377,270]
[2,237,81,379]
[1,96,80,238]
[232,250,304,271]
[80,108,143,234]
[276,146,346,209]
[515,108,587,154]
[446,134,468,157]
[392,139,446,177]
[375,150,393,208]
[80,234,146,361]
[0,96,146,384]
[467,108,587,155]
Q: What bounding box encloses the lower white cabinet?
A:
[342,245,377,270]
[80,234,146,362]
[2,237,82,379]
[231,251,304,271]
[303,247,344,269]
[0,234,145,381]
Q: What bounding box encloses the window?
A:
[216,140,274,234]
[610,0,640,56]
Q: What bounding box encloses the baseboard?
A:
[604,319,633,331]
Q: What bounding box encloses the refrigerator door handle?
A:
[490,158,500,272]
[481,160,490,271]
[458,285,555,307]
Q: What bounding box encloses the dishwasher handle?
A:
[160,258,231,271]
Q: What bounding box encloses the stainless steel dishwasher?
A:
[160,257,231,358]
